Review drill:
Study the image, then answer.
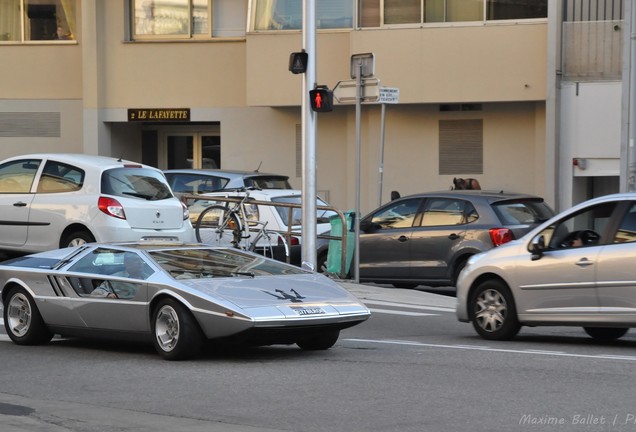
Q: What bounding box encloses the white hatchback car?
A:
[0,153,194,253]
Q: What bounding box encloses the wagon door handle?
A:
[13,202,27,207]
[575,258,594,267]
[397,235,409,242]
[448,233,460,240]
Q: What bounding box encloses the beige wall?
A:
[246,23,547,107]
[0,45,83,99]
[326,101,548,214]
[95,2,247,108]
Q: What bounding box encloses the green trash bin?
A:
[326,211,355,276]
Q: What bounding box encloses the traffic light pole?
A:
[301,0,318,270]
[353,64,362,283]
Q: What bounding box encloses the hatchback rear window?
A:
[101,168,173,201]
[492,199,553,225]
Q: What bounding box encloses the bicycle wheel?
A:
[250,230,289,262]
[195,205,242,247]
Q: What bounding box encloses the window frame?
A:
[0,0,78,45]
[356,0,547,29]
[129,0,247,41]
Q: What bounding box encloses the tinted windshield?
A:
[245,176,292,189]
[102,168,173,201]
[272,196,337,225]
[149,247,307,279]
[491,199,554,225]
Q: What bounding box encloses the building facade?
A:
[3,0,610,215]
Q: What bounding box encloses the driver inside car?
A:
[90,254,150,299]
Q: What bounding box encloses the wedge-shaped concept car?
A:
[1,242,370,360]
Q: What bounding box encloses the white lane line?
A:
[0,335,10,342]
[344,338,636,362]
[364,299,455,313]
[369,308,438,317]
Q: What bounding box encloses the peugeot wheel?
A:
[469,279,520,340]
[152,298,203,360]
[3,286,53,345]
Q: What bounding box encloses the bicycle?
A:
[194,188,289,260]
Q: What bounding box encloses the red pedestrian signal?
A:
[309,86,333,112]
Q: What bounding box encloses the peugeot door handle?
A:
[448,233,460,240]
[575,258,594,267]
[13,202,27,207]
[397,235,409,242]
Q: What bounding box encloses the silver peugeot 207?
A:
[457,193,636,342]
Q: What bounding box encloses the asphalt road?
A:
[3,283,636,432]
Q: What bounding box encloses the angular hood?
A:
[180,273,361,309]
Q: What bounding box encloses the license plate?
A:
[291,306,326,316]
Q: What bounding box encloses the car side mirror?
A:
[360,219,376,233]
[529,234,546,261]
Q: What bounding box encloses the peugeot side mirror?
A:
[530,234,546,261]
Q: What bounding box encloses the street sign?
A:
[350,53,375,79]
[378,87,400,104]
[333,78,381,103]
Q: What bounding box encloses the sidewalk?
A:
[337,281,456,310]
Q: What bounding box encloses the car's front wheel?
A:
[152,298,203,360]
[583,327,629,341]
[469,279,520,340]
[3,286,53,345]
[297,330,340,350]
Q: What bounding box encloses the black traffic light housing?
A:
[289,51,308,74]
[309,86,333,112]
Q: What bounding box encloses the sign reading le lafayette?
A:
[128,108,190,122]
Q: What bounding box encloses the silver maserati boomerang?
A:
[1,242,370,360]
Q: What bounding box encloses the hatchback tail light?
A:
[98,196,126,219]
[489,228,514,246]
[279,236,300,246]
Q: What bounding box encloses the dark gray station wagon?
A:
[358,190,554,288]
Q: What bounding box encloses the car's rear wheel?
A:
[469,279,520,340]
[583,327,629,341]
[3,287,53,345]
[297,330,340,350]
[152,298,203,360]
[61,230,95,248]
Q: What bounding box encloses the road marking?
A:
[344,338,636,362]
[364,299,454,313]
[369,308,437,317]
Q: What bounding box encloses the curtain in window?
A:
[0,0,20,41]
[254,0,280,30]
[60,0,75,39]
